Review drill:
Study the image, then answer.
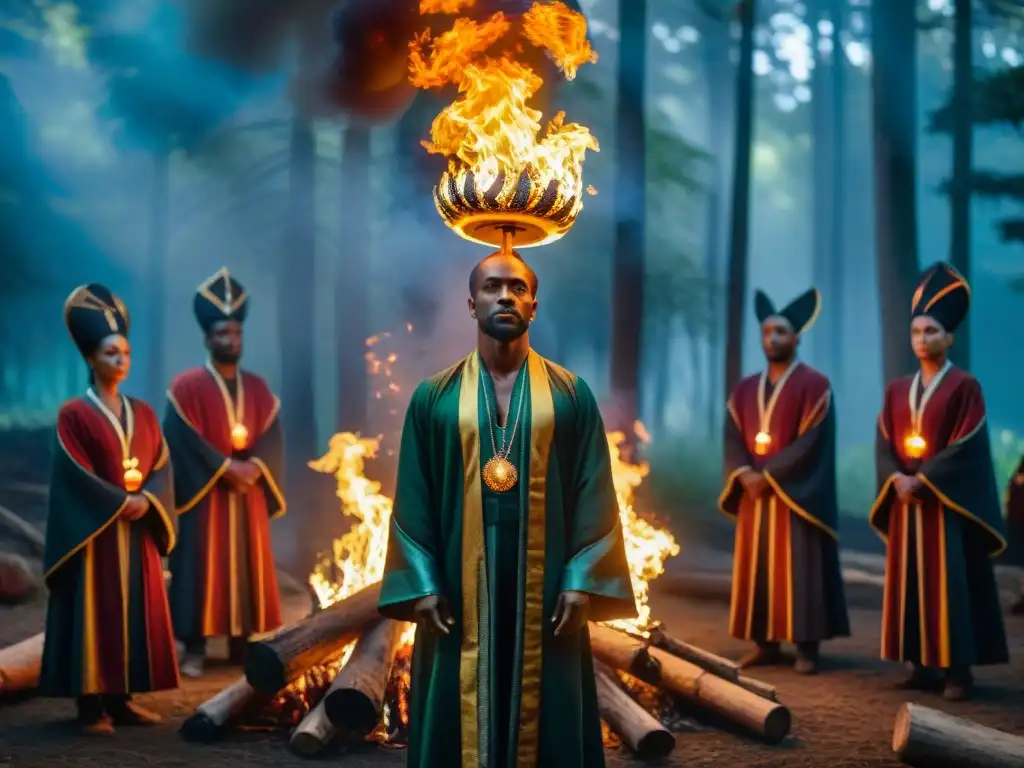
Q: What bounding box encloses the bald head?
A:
[468,250,538,298]
[467,250,538,342]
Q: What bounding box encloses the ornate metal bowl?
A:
[433,165,583,248]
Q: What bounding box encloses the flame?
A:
[408,1,599,205]
[602,428,680,636]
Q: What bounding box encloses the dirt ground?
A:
[2,586,1024,768]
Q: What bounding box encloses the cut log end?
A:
[635,729,676,760]
[323,688,380,735]
[762,705,792,746]
[289,730,328,758]
[244,641,287,694]
[179,712,220,743]
[891,701,1024,768]
[892,703,912,754]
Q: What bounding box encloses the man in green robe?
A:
[379,248,637,767]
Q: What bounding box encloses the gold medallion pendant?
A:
[122,457,142,492]
[231,423,249,451]
[482,455,518,493]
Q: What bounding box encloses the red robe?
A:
[871,367,1008,667]
[1006,455,1024,567]
[40,397,179,697]
[164,366,285,640]
[719,363,849,644]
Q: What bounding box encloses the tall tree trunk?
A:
[723,0,756,396]
[810,0,836,375]
[279,115,318,569]
[337,124,371,434]
[608,0,647,437]
[391,95,445,342]
[949,0,973,369]
[700,4,732,436]
[829,0,846,386]
[870,0,921,385]
[148,150,170,404]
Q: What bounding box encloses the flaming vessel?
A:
[410,1,600,249]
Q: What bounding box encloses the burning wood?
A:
[589,623,791,745]
[180,676,267,743]
[594,660,675,760]
[0,632,43,696]
[244,581,382,694]
[289,618,409,757]
[323,618,408,735]
[892,702,1024,768]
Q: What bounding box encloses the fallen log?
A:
[323,618,407,735]
[593,661,674,760]
[892,702,1024,768]
[180,676,265,743]
[245,581,382,694]
[589,623,790,745]
[0,632,43,695]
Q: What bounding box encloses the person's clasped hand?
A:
[120,493,150,521]
[226,459,261,490]
[551,590,590,636]
[739,469,767,498]
[414,594,455,635]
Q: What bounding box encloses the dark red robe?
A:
[720,363,850,644]
[164,366,285,641]
[1006,455,1024,567]
[871,367,1008,668]
[40,397,179,697]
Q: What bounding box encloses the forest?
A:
[0,0,1023,562]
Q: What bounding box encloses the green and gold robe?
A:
[379,350,636,768]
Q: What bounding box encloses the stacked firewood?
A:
[175,582,791,759]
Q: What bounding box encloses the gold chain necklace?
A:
[480,365,528,493]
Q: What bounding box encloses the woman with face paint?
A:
[39,284,179,735]
[870,262,1009,701]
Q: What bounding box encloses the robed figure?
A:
[870,262,1008,701]
[41,284,179,735]
[379,250,636,767]
[164,268,286,677]
[719,287,850,674]
[1006,454,1024,614]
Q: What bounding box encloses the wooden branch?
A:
[290,696,338,757]
[180,676,265,743]
[245,581,382,694]
[649,626,740,680]
[0,504,44,555]
[323,618,408,736]
[0,632,43,695]
[589,623,790,745]
[892,702,1024,768]
[593,661,675,760]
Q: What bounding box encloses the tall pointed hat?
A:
[64,283,130,357]
[194,267,249,333]
[911,261,970,332]
[753,287,821,335]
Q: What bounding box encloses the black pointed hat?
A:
[63,283,130,358]
[194,267,249,333]
[911,261,970,332]
[754,287,821,335]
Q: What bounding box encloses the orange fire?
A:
[409,1,600,246]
